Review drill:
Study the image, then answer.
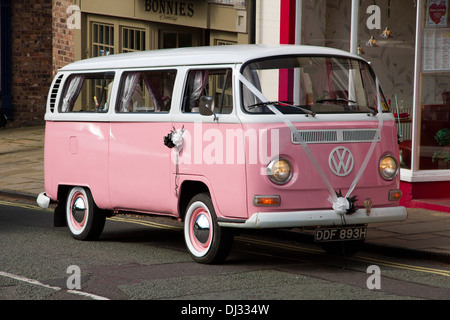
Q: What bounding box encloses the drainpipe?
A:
[350,0,359,54]
[295,0,302,45]
[294,0,302,104]
[249,0,256,44]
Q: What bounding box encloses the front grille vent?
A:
[292,129,379,144]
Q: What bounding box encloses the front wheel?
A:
[66,187,106,241]
[184,193,233,264]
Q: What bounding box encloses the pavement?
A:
[1,125,449,262]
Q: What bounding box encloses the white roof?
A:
[60,44,362,72]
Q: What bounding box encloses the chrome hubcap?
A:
[72,196,86,224]
[193,214,210,244]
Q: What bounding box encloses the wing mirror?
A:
[199,96,218,121]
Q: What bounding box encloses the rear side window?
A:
[60,72,115,113]
[116,70,177,113]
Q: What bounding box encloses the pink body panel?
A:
[176,122,248,219]
[108,122,176,214]
[44,121,111,209]
[44,117,399,221]
[242,120,400,216]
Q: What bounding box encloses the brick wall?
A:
[11,0,53,126]
[53,0,75,76]
[9,0,75,127]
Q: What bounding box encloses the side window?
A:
[182,68,233,114]
[117,70,176,113]
[60,72,115,112]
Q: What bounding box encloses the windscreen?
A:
[241,56,388,115]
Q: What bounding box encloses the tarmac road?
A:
[0,200,449,303]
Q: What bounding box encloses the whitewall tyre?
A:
[184,193,233,264]
[66,187,105,241]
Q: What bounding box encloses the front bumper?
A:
[218,206,407,229]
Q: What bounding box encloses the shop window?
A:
[182,68,233,114]
[116,70,177,113]
[122,27,146,53]
[418,0,450,170]
[60,72,115,113]
[92,22,115,57]
[161,31,193,48]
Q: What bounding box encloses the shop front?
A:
[271,0,450,211]
[74,0,252,61]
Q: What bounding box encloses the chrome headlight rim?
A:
[267,158,293,185]
[379,154,399,181]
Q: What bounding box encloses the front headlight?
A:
[379,155,399,180]
[267,158,293,185]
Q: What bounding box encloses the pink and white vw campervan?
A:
[38,45,407,263]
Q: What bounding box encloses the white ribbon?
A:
[332,197,350,215]
[171,128,185,151]
[237,71,384,218]
[172,128,185,196]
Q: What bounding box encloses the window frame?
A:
[115,69,178,114]
[181,67,234,114]
[58,71,116,113]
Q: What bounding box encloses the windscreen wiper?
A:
[314,98,377,116]
[247,101,316,117]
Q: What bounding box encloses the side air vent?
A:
[48,74,63,113]
[292,129,380,144]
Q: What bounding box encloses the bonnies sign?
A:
[144,0,195,18]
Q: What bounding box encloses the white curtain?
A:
[144,78,161,111]
[119,72,141,112]
[189,71,208,110]
[62,75,85,112]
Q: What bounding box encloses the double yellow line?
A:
[0,200,52,211]
[350,256,450,277]
[108,216,182,231]
[109,215,450,277]
[237,236,450,277]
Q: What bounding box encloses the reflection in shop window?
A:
[419,74,450,170]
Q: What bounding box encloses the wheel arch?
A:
[178,180,210,221]
[54,184,112,228]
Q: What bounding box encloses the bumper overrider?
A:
[217,206,407,229]
[37,192,51,209]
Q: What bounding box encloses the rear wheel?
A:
[184,193,233,264]
[66,187,106,241]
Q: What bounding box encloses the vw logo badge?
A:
[329,147,354,176]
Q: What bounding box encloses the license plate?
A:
[314,226,367,242]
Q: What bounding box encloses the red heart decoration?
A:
[429,2,447,25]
